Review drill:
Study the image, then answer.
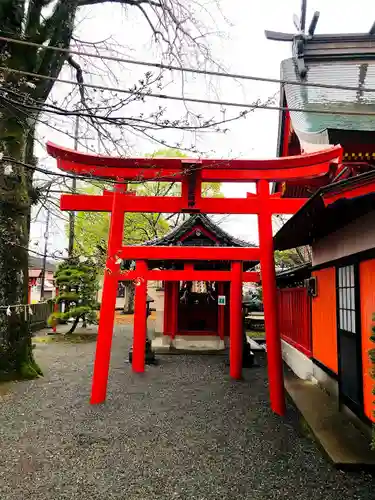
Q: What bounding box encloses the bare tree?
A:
[0,0,246,379]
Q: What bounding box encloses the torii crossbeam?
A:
[47,142,343,416]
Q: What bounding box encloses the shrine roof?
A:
[145,214,254,248]
[274,170,375,250]
[282,57,375,148]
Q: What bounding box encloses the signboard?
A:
[218,295,226,306]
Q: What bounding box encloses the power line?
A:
[3,65,375,117]
[0,152,242,187]
[2,34,375,94]
[0,85,256,131]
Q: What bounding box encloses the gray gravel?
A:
[0,326,374,500]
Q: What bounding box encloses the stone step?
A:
[152,335,225,353]
[285,374,375,468]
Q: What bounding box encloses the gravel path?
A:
[0,326,374,500]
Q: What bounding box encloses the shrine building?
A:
[143,214,257,352]
[268,12,375,426]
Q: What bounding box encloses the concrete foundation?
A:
[152,335,225,352]
[281,340,314,381]
[281,340,339,399]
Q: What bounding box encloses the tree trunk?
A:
[0,109,42,380]
[67,316,80,334]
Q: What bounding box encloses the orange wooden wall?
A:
[312,268,338,374]
[360,259,375,422]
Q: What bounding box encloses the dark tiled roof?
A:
[28,255,56,272]
[145,214,254,248]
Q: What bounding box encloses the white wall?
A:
[312,211,375,266]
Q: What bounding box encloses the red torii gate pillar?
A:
[91,187,125,403]
[257,180,284,415]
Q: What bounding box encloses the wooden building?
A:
[270,15,375,426]
[148,214,256,352]
[275,171,375,426]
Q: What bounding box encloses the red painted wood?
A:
[119,270,260,282]
[163,282,171,335]
[257,180,285,416]
[119,246,260,262]
[60,193,308,215]
[48,140,340,417]
[218,282,225,340]
[132,261,148,373]
[200,162,332,182]
[170,282,179,340]
[122,270,233,281]
[277,288,312,357]
[243,272,261,283]
[47,141,342,173]
[323,179,375,206]
[230,262,243,379]
[90,192,124,404]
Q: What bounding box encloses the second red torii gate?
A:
[47,142,343,416]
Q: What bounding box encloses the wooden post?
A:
[170,281,179,339]
[132,260,148,373]
[257,180,285,416]
[218,282,225,340]
[90,186,124,404]
[230,262,243,379]
[163,282,170,335]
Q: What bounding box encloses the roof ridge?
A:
[144,213,254,247]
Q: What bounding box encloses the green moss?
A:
[247,331,265,339]
[33,334,97,344]
[19,361,40,380]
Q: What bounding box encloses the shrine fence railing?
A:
[277,287,312,357]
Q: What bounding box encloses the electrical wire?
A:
[2,34,375,94]
[3,65,375,117]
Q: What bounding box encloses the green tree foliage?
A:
[49,257,99,334]
[74,148,223,258]
[274,248,310,270]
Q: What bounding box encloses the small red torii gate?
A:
[47,142,342,416]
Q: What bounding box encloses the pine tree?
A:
[49,257,98,334]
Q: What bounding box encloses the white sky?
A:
[30,0,375,257]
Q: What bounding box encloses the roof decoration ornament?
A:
[265,0,320,78]
[265,0,375,79]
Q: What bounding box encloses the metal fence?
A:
[277,287,312,357]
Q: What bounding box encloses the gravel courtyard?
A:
[0,326,374,500]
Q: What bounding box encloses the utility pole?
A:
[40,208,50,301]
[68,113,79,256]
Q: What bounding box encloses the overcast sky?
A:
[30,0,375,257]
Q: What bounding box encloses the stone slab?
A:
[172,336,225,351]
[285,374,375,469]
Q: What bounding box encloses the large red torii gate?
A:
[47,142,343,416]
